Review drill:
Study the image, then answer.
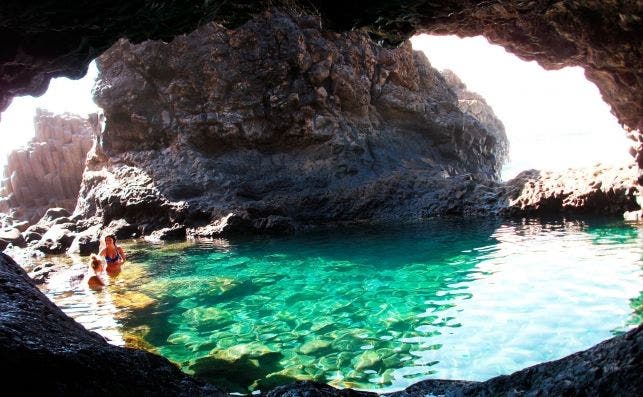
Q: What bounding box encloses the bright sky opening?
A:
[0,61,100,170]
[411,35,633,180]
[0,36,634,180]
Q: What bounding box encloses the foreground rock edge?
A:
[1,253,641,395]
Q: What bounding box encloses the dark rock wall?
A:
[74,10,507,235]
[1,2,639,132]
[0,110,97,224]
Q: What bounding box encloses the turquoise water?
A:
[44,217,642,393]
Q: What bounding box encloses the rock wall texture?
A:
[440,70,505,140]
[1,251,641,395]
[0,1,640,131]
[0,110,97,224]
[74,10,507,236]
[504,163,640,216]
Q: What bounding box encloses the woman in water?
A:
[87,254,106,290]
[100,234,126,276]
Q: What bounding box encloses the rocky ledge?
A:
[504,163,640,217]
[1,252,641,395]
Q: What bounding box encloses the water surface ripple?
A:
[43,217,642,393]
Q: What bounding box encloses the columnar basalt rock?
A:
[0,110,97,224]
[75,10,508,237]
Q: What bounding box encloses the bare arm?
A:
[117,247,126,265]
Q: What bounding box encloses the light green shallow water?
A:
[44,217,642,393]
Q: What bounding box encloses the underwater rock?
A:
[112,291,157,311]
[190,344,286,393]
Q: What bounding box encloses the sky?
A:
[0,36,634,180]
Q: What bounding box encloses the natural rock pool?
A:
[40,217,642,393]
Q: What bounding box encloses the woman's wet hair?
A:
[90,254,103,270]
[105,234,117,245]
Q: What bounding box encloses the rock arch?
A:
[1,1,641,182]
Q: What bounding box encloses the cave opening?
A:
[0,3,641,395]
[0,60,101,170]
[410,34,634,181]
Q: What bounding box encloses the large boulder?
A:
[74,10,508,236]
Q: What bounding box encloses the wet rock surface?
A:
[0,110,97,224]
[76,10,507,237]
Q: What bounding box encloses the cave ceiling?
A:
[1,0,641,132]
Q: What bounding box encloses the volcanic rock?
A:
[504,163,640,216]
[75,10,508,236]
[0,110,97,224]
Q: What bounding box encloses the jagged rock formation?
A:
[0,110,97,224]
[1,252,641,396]
[1,2,640,191]
[504,163,640,216]
[75,10,507,236]
[440,70,505,140]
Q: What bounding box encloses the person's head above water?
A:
[105,234,117,246]
[89,254,103,272]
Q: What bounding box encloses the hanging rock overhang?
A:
[0,1,640,132]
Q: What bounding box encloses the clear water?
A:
[42,217,642,393]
